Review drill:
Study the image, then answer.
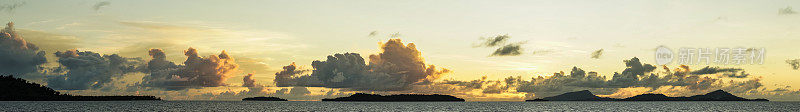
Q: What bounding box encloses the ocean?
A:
[1,101,799,111]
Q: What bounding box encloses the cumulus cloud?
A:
[289,86,311,95]
[438,57,783,99]
[138,48,239,90]
[242,73,257,87]
[274,39,450,91]
[779,6,796,15]
[92,1,110,11]
[0,22,47,76]
[590,49,603,59]
[197,86,350,101]
[46,50,142,90]
[787,59,800,70]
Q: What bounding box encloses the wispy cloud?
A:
[779,6,796,15]
[93,1,111,11]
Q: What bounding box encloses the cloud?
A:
[491,42,523,56]
[475,34,526,56]
[242,73,257,87]
[779,6,796,15]
[721,71,750,78]
[46,50,142,90]
[274,39,450,91]
[93,1,110,11]
[289,86,311,95]
[476,34,510,47]
[0,1,25,13]
[688,66,749,78]
[389,32,401,38]
[590,49,603,59]
[138,48,239,90]
[197,87,350,101]
[438,57,785,99]
[787,59,800,70]
[368,31,377,37]
[0,22,47,76]
[689,66,742,75]
[531,50,555,55]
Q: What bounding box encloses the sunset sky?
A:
[2,0,800,101]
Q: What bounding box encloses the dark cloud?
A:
[289,86,311,95]
[242,73,257,87]
[0,22,47,76]
[274,39,450,91]
[92,1,110,11]
[722,71,750,78]
[368,31,377,37]
[475,34,526,56]
[779,6,796,15]
[590,49,603,59]
[476,34,510,47]
[787,59,800,70]
[138,48,239,90]
[441,76,486,90]
[491,42,523,56]
[273,62,308,87]
[689,66,742,75]
[680,66,749,78]
[46,50,142,90]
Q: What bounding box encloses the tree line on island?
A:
[0,75,160,101]
[525,90,767,101]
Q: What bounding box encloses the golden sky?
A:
[1,0,799,101]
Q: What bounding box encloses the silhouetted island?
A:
[0,75,160,101]
[322,93,465,102]
[242,97,287,101]
[526,90,767,101]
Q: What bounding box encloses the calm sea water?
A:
[1,101,799,111]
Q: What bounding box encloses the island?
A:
[0,75,161,101]
[321,93,465,102]
[526,89,767,101]
[242,97,288,101]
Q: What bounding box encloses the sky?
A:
[1,0,800,101]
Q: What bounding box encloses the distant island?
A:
[526,90,768,101]
[322,93,465,102]
[242,97,287,101]
[0,75,160,101]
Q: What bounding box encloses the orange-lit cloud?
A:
[274,39,450,91]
